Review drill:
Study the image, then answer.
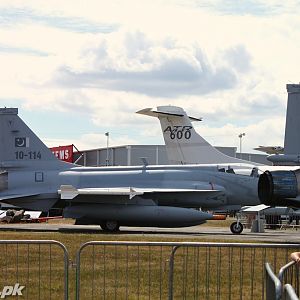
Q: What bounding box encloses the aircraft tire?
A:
[230,222,243,234]
[101,220,120,232]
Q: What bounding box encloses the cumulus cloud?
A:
[200,91,285,126]
[52,33,251,97]
[223,45,253,73]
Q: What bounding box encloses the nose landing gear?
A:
[230,221,243,234]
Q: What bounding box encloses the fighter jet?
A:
[1,107,274,233]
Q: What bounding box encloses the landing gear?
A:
[230,221,243,234]
[100,220,120,232]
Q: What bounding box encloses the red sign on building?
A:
[50,145,74,163]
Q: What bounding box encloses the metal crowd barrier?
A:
[0,240,299,300]
[75,241,300,300]
[0,240,69,300]
[265,257,300,300]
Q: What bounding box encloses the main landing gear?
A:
[100,220,120,232]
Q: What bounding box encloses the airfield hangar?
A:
[73,145,271,167]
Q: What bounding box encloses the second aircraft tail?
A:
[137,106,246,165]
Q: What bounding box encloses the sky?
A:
[1,0,300,153]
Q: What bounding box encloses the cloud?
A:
[201,91,285,126]
[0,7,119,33]
[186,0,299,16]
[193,116,285,152]
[52,32,249,97]
[223,45,253,73]
[0,44,49,56]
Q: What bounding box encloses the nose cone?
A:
[163,207,213,227]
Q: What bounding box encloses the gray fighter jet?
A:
[0,107,268,232]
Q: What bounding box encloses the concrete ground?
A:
[0,222,299,243]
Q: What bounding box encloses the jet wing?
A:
[254,146,284,155]
[59,185,220,200]
[241,204,270,212]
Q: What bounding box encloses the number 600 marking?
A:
[164,126,192,140]
[170,130,191,139]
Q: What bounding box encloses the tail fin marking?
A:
[0,108,71,170]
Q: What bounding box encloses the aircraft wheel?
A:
[230,222,243,234]
[101,220,120,232]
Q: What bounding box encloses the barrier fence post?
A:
[168,245,180,300]
[265,262,282,300]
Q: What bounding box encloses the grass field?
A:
[0,219,298,299]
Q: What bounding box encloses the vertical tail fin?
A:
[137,106,246,164]
[267,84,300,165]
[284,84,300,154]
[0,108,71,170]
